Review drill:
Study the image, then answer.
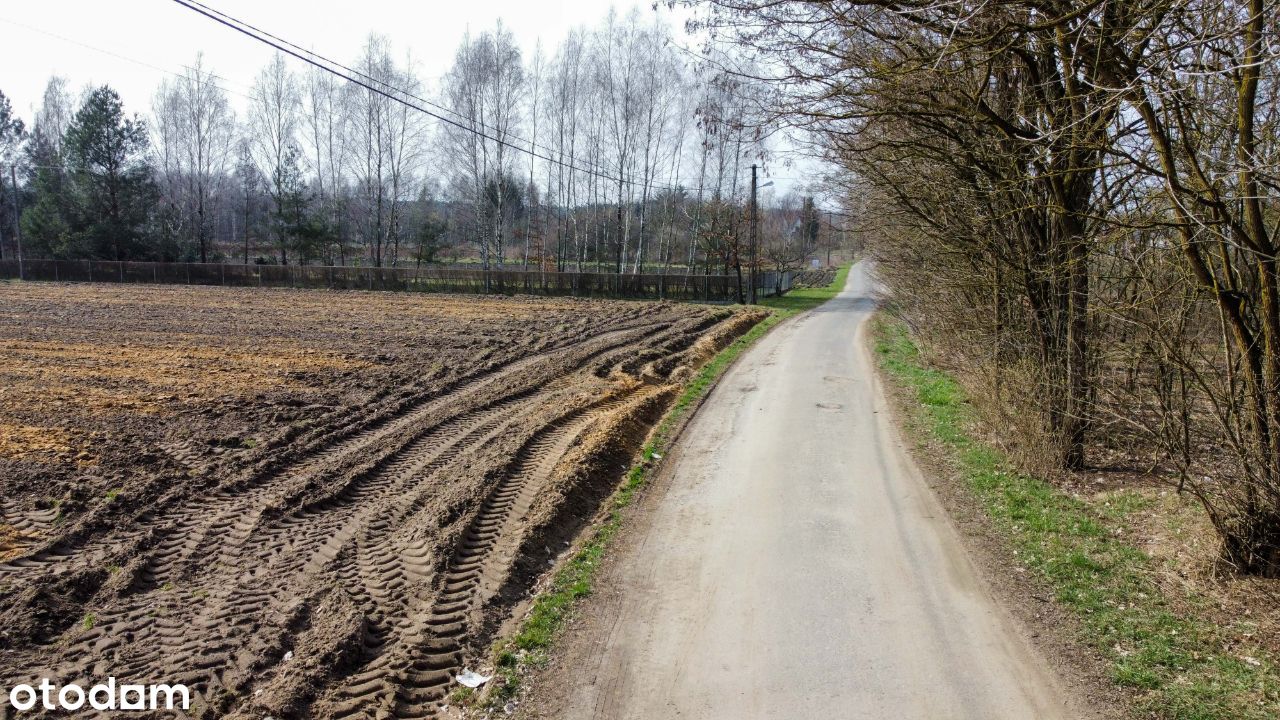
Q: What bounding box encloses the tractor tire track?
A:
[0,320,665,584]
[50,387,587,714]
[45,359,646,695]
[324,391,639,720]
[0,305,763,720]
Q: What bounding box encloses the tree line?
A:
[699,0,1280,575]
[0,9,841,281]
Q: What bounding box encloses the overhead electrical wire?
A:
[171,0,616,180]
[169,0,688,193]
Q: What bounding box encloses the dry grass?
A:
[1124,487,1280,665]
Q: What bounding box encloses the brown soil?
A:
[0,281,765,719]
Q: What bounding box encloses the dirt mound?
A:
[0,282,764,719]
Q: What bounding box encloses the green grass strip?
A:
[760,263,851,314]
[483,265,851,705]
[873,315,1280,720]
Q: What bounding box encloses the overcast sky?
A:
[0,0,691,117]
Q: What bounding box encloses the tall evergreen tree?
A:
[0,90,25,260]
[268,144,321,265]
[61,86,157,260]
[19,126,71,259]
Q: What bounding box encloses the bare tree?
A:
[152,54,235,263]
[522,41,545,273]
[34,76,74,156]
[630,18,682,274]
[594,9,644,274]
[346,35,430,268]
[302,65,350,264]
[441,24,525,281]
[544,29,588,271]
[249,52,302,265]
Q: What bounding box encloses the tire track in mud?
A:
[40,338,658,692]
[141,319,671,590]
[0,500,54,561]
[0,319,664,583]
[0,500,57,547]
[65,393,562,705]
[324,391,640,720]
[0,307,755,720]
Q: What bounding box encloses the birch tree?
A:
[249,53,302,265]
[441,25,524,279]
[302,65,349,264]
[152,54,235,262]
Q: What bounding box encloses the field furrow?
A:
[0,282,764,719]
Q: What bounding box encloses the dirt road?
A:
[534,263,1088,719]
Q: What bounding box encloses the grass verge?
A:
[481,265,851,707]
[872,314,1280,720]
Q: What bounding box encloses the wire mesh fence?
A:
[0,259,793,302]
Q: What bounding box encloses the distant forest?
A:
[0,10,846,277]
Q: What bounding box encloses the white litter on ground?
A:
[456,669,491,688]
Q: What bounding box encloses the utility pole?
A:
[750,164,759,305]
[827,211,834,267]
[839,213,847,264]
[0,166,5,262]
[10,165,22,281]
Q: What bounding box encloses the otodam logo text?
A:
[4,678,190,713]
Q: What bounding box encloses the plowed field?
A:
[0,282,763,719]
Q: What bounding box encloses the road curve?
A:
[546,263,1086,720]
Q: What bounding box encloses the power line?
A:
[174,0,628,183]
[169,0,684,193]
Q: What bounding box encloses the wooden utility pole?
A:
[750,164,759,305]
[827,211,835,267]
[0,165,5,262]
[10,165,22,280]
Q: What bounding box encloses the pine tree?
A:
[62,86,157,260]
[20,117,72,258]
[270,144,321,265]
[0,90,25,259]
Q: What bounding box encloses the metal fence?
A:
[0,259,793,302]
